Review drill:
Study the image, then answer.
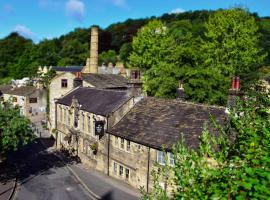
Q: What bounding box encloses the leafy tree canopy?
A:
[0,103,34,156]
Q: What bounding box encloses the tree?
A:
[180,8,267,106]
[142,83,270,199]
[0,32,33,78]
[99,50,118,65]
[202,8,266,87]
[0,103,33,157]
[129,20,176,71]
[119,43,132,65]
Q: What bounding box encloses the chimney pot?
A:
[235,76,240,90]
[231,77,235,90]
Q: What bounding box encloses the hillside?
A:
[0,10,269,80]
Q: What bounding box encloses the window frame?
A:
[113,162,117,174]
[125,168,130,180]
[126,140,130,152]
[120,138,125,149]
[119,165,123,176]
[157,151,165,165]
[29,97,37,103]
[61,79,68,88]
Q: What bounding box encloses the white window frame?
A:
[113,162,117,174]
[157,151,165,165]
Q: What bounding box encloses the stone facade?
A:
[54,94,171,192]
[48,72,92,131]
[2,87,47,118]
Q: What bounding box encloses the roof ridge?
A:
[146,97,225,110]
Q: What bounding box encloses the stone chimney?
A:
[73,72,83,88]
[176,80,185,101]
[227,76,242,107]
[83,26,98,74]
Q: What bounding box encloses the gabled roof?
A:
[82,73,128,89]
[3,86,38,96]
[108,97,226,151]
[57,87,132,116]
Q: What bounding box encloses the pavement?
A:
[67,164,140,200]
[0,160,16,200]
[6,114,141,200]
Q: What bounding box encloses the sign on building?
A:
[95,121,104,138]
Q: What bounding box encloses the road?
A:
[9,136,139,200]
[10,138,94,200]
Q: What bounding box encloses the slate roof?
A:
[108,97,226,151]
[52,66,83,72]
[3,86,38,96]
[82,73,128,89]
[57,87,132,116]
[0,85,12,93]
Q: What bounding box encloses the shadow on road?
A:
[0,137,80,186]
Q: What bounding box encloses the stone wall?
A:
[49,72,92,132]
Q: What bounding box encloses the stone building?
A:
[48,25,142,132]
[48,72,130,132]
[55,87,226,193]
[55,87,134,171]
[1,86,47,118]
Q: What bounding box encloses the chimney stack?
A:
[176,80,185,101]
[228,76,242,108]
[73,72,83,88]
[90,26,98,74]
[83,26,98,74]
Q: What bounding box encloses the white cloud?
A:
[112,0,125,7]
[170,8,185,14]
[13,25,36,40]
[65,0,86,22]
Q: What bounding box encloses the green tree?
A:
[180,8,267,106]
[0,103,33,157]
[99,50,118,65]
[143,83,270,199]
[119,43,132,65]
[202,8,266,87]
[129,20,176,71]
[0,32,33,78]
[10,44,39,79]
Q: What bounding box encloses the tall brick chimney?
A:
[83,26,98,74]
[227,76,242,107]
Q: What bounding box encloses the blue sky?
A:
[0,0,269,42]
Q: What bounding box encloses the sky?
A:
[0,0,269,42]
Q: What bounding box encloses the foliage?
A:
[0,9,269,81]
[143,85,270,199]
[201,8,266,88]
[99,50,118,65]
[0,103,34,155]
[0,33,33,78]
[129,20,176,71]
[128,9,267,105]
[119,43,132,65]
[39,69,57,89]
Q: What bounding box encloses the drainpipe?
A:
[54,100,58,148]
[147,147,150,193]
[107,116,110,176]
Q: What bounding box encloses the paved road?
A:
[10,139,93,200]
[9,136,139,200]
